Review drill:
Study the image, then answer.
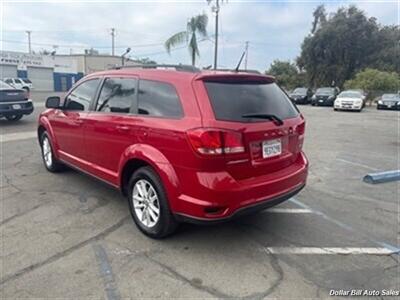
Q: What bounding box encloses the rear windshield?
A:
[204,81,298,122]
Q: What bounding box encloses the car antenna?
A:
[234,51,246,72]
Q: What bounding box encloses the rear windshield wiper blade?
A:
[241,113,284,126]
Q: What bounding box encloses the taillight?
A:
[187,128,245,155]
[296,121,306,151]
[296,121,305,135]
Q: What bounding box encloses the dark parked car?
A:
[377,94,400,110]
[289,87,313,104]
[0,80,34,121]
[311,87,339,106]
[38,65,308,238]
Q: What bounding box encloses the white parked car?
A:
[3,78,33,92]
[334,91,364,112]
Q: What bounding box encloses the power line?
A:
[0,39,166,49]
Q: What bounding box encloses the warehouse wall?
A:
[53,72,84,91]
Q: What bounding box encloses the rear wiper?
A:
[241,113,284,126]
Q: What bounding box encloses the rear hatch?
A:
[0,89,27,103]
[197,75,305,180]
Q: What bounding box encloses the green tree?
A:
[266,60,305,90]
[311,4,327,34]
[344,68,400,101]
[165,13,208,66]
[298,5,399,88]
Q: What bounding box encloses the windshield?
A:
[316,88,335,95]
[339,92,361,98]
[0,80,13,89]
[382,94,398,100]
[293,88,307,94]
[22,78,32,83]
[204,81,298,123]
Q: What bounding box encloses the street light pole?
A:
[121,47,131,66]
[110,28,116,56]
[213,0,219,70]
[208,0,221,70]
[26,31,32,54]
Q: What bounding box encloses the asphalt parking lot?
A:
[1,92,399,299]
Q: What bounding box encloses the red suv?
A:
[38,65,308,238]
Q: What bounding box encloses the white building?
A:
[0,51,137,91]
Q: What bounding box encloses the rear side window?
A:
[138,80,183,118]
[96,78,136,113]
[204,81,298,122]
[65,78,100,111]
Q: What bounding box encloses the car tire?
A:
[127,166,178,238]
[22,87,30,93]
[5,114,23,121]
[40,131,64,172]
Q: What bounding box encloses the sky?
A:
[0,0,399,71]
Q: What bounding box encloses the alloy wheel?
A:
[132,179,160,228]
[42,137,53,168]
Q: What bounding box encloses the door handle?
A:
[116,125,130,132]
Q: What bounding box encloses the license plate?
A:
[12,104,21,109]
[262,139,282,158]
[387,105,391,108]
[319,100,323,102]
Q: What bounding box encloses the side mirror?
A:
[46,96,61,109]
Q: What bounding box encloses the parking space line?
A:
[1,131,37,142]
[336,158,379,171]
[265,208,314,214]
[289,198,400,254]
[92,243,121,300]
[264,247,397,255]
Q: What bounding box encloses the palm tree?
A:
[165,13,208,66]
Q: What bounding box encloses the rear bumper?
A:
[174,183,305,224]
[377,104,400,110]
[0,100,34,116]
[172,151,308,221]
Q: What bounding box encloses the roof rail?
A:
[112,64,200,73]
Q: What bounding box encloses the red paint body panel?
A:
[38,68,308,221]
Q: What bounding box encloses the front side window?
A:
[14,79,22,84]
[96,78,136,113]
[138,80,183,118]
[65,78,100,111]
[204,81,298,122]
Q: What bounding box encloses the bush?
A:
[344,68,399,100]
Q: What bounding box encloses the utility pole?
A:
[26,31,32,54]
[208,0,221,70]
[110,28,116,56]
[244,41,249,70]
